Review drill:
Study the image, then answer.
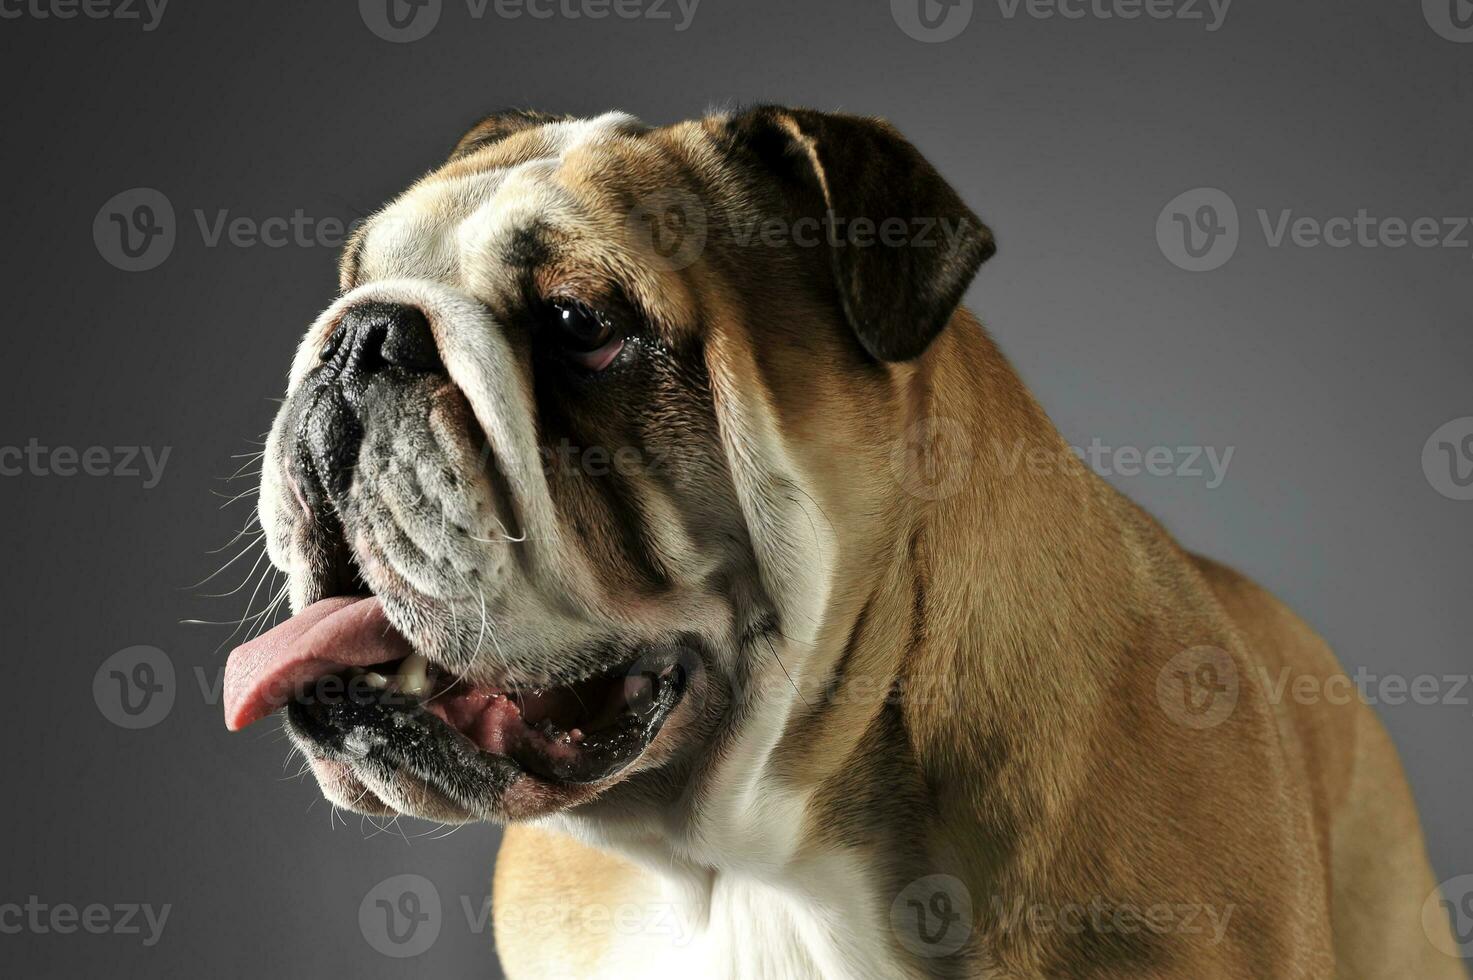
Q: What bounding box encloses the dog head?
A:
[225,106,993,827]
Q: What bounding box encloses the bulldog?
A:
[223,106,1466,979]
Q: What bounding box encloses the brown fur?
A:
[307,107,1463,978]
[497,308,1464,977]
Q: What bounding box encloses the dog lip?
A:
[287,651,687,793]
[239,579,695,798]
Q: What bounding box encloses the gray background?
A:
[1,0,1469,976]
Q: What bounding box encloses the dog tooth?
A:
[395,652,433,697]
[362,672,388,690]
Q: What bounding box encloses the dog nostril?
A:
[321,302,443,380]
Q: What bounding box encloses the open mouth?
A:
[223,596,687,786]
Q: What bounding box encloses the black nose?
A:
[320,302,442,381]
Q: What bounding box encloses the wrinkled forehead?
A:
[342,112,720,329]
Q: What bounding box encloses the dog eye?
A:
[549,301,624,372]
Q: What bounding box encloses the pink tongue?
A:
[223,596,414,731]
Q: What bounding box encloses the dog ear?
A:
[449,109,572,162]
[727,106,995,362]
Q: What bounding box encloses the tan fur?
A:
[298,108,1462,978]
[493,825,658,977]
[495,307,1464,976]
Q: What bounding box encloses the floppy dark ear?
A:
[448,109,572,162]
[727,106,995,362]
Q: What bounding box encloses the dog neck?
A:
[756,312,1152,861]
[555,313,1166,970]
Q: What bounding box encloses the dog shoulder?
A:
[1192,554,1465,977]
[1192,553,1360,802]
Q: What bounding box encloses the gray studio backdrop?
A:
[1,0,1468,976]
